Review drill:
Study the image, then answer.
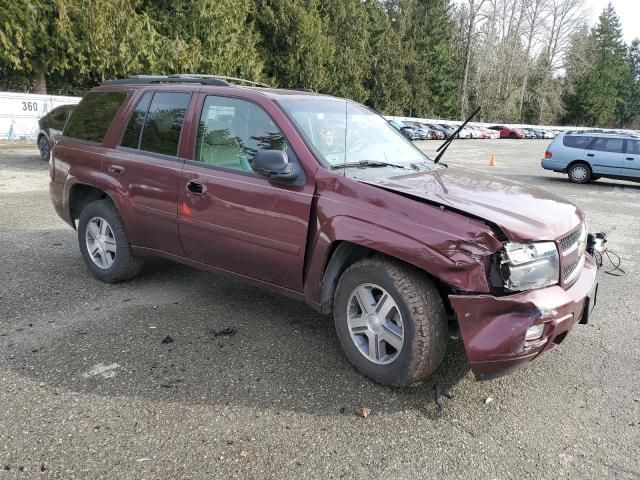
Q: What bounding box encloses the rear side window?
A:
[562,136,592,148]
[120,92,153,149]
[590,137,624,153]
[64,92,127,143]
[626,139,640,155]
[120,92,190,157]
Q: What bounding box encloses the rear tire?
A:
[568,162,592,184]
[77,199,143,282]
[38,135,50,162]
[333,257,448,386]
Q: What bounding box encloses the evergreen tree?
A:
[410,0,461,118]
[563,4,629,127]
[363,0,411,114]
[140,0,263,79]
[617,39,640,128]
[317,0,370,103]
[0,0,78,93]
[253,0,335,92]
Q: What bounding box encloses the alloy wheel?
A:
[346,283,404,364]
[85,216,117,269]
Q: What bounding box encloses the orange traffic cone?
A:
[489,154,496,166]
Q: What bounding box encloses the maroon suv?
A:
[50,75,599,385]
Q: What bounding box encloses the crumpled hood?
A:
[362,167,583,242]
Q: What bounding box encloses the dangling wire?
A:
[592,248,625,277]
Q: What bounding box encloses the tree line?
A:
[1,0,638,128]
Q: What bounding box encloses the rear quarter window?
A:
[562,135,593,148]
[64,91,127,143]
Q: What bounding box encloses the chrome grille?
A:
[559,226,582,252]
[562,260,579,281]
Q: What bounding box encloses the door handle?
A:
[626,157,634,161]
[108,165,125,175]
[586,153,594,157]
[186,180,206,195]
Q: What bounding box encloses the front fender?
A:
[304,211,500,309]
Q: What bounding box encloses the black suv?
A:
[37,104,75,161]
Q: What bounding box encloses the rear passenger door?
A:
[585,137,624,177]
[178,94,314,292]
[623,139,640,179]
[103,90,193,256]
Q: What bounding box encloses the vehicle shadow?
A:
[7,257,472,417]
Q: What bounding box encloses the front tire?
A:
[77,199,143,282]
[333,258,448,386]
[568,162,592,184]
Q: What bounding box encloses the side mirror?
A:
[251,150,297,181]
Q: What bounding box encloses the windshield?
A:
[277,97,430,169]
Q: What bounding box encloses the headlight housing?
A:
[500,242,559,291]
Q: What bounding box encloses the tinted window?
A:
[563,135,593,148]
[64,92,127,143]
[139,92,190,156]
[626,139,640,155]
[590,137,624,153]
[51,107,67,122]
[195,96,286,172]
[120,92,153,149]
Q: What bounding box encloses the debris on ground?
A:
[212,327,236,337]
[161,336,174,344]
[434,383,444,417]
[339,407,346,414]
[484,397,494,405]
[355,406,372,419]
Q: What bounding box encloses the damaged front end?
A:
[448,226,600,380]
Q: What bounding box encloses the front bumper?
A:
[449,254,597,379]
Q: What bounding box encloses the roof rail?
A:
[171,74,270,88]
[102,74,269,88]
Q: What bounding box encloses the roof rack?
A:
[102,74,269,88]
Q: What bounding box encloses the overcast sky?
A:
[586,0,640,43]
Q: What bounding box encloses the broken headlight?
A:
[500,242,559,291]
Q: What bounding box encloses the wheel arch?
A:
[67,183,117,229]
[566,159,592,173]
[318,240,455,316]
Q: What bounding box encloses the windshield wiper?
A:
[434,106,481,164]
[331,160,410,170]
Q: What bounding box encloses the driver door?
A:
[178,94,314,292]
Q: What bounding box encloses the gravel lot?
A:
[1,140,639,479]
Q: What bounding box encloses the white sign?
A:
[0,91,82,140]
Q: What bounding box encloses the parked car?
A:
[471,125,500,139]
[462,125,485,139]
[437,123,459,138]
[50,74,600,386]
[423,124,446,140]
[405,121,430,140]
[542,132,640,183]
[37,104,75,161]
[387,119,417,140]
[521,128,538,139]
[488,125,525,139]
[424,123,451,139]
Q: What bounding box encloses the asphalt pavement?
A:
[1,140,639,479]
